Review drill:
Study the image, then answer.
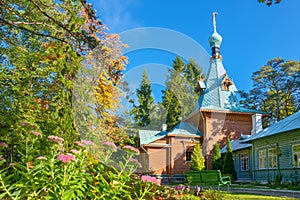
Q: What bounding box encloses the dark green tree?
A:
[190,143,205,171]
[162,56,204,130]
[223,137,237,180]
[131,69,154,127]
[239,58,300,122]
[212,143,222,171]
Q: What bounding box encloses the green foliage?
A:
[258,0,282,7]
[202,189,224,200]
[222,137,237,180]
[190,143,205,171]
[212,143,222,171]
[239,58,300,122]
[162,56,204,130]
[0,127,170,199]
[131,69,154,127]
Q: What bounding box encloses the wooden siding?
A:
[252,129,300,182]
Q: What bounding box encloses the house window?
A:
[240,153,249,171]
[268,148,277,169]
[186,151,192,162]
[293,144,300,168]
[259,149,266,169]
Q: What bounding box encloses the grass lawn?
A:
[223,193,297,200]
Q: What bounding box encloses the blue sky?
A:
[89,0,300,102]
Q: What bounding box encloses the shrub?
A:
[222,137,237,180]
[190,143,205,171]
[212,143,222,170]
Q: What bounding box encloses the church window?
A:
[186,151,192,162]
[222,77,233,91]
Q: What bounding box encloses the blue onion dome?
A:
[208,30,222,48]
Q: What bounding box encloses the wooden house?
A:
[220,135,252,182]
[240,110,300,183]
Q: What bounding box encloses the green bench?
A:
[184,170,231,190]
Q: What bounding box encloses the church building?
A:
[138,13,267,180]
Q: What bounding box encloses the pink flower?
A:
[130,158,142,168]
[81,140,94,146]
[141,175,160,185]
[36,156,47,160]
[123,145,140,155]
[0,142,8,148]
[57,153,76,163]
[70,149,80,154]
[74,140,95,147]
[102,141,117,151]
[30,130,42,137]
[74,141,85,147]
[20,122,37,129]
[48,135,64,144]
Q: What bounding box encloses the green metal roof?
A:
[220,135,252,153]
[139,122,202,145]
[198,58,266,115]
[242,110,300,142]
[139,130,167,145]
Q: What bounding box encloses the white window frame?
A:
[240,153,249,171]
[292,144,300,168]
[258,149,267,169]
[268,148,277,169]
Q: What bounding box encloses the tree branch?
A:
[0,18,67,44]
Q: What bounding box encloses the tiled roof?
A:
[220,135,252,153]
[139,122,202,145]
[242,110,300,142]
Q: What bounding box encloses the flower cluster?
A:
[102,141,117,151]
[20,121,37,129]
[48,135,64,144]
[30,130,42,137]
[123,145,140,155]
[129,158,142,168]
[74,140,94,147]
[57,153,76,163]
[0,142,8,148]
[141,175,160,185]
[70,149,80,154]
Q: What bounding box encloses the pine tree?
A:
[131,69,154,127]
[212,143,222,170]
[162,56,204,130]
[190,143,205,171]
[223,137,237,180]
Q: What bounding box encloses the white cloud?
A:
[93,0,143,33]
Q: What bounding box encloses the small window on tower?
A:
[222,76,233,91]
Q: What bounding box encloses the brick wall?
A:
[202,111,253,169]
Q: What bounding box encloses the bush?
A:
[0,125,172,199]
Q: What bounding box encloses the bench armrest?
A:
[220,176,231,184]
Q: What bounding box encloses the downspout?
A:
[140,144,149,173]
[200,110,207,167]
[252,140,255,181]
